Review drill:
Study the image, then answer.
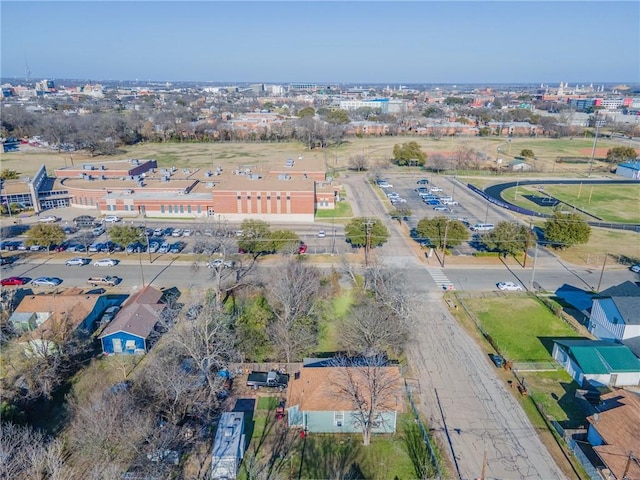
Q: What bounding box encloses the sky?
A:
[1,1,639,84]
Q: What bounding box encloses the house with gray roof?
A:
[552,339,640,387]
[99,285,166,355]
[588,281,640,353]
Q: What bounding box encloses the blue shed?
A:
[99,286,166,355]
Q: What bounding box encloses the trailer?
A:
[246,371,289,389]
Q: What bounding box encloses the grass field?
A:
[315,201,353,219]
[550,227,640,266]
[316,290,353,352]
[463,295,581,361]
[0,135,630,177]
[458,294,590,430]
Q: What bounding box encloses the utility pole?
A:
[588,110,601,178]
[529,243,539,291]
[523,221,532,268]
[441,220,450,268]
[364,219,373,266]
[597,253,608,292]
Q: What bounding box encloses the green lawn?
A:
[317,289,353,353]
[525,371,587,428]
[543,183,640,223]
[241,412,421,480]
[315,201,353,219]
[464,296,581,361]
[499,183,640,224]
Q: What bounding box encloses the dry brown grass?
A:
[1,135,629,177]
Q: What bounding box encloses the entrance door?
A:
[112,338,123,353]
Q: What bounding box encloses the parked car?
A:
[317,230,326,238]
[149,241,160,253]
[162,227,173,237]
[298,243,308,254]
[443,200,459,206]
[171,228,183,237]
[38,215,60,223]
[433,206,450,211]
[158,242,170,254]
[126,242,146,253]
[417,179,429,185]
[94,258,118,267]
[169,242,184,253]
[182,229,193,237]
[32,277,63,287]
[153,228,164,237]
[62,226,78,235]
[66,257,90,266]
[429,186,443,192]
[1,276,29,286]
[424,199,441,205]
[92,226,106,236]
[489,353,504,368]
[100,306,121,324]
[630,264,640,273]
[67,243,87,252]
[497,281,523,291]
[103,215,121,223]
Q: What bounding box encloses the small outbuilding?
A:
[615,161,640,179]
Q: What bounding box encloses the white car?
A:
[38,215,59,223]
[429,186,443,192]
[94,258,118,267]
[182,229,192,237]
[171,228,183,237]
[66,257,90,266]
[317,230,326,238]
[149,241,160,253]
[631,264,640,273]
[103,215,121,223]
[443,200,459,206]
[497,281,523,291]
[32,276,63,287]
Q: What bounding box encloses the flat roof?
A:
[55,159,155,173]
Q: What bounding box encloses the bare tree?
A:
[338,296,409,357]
[0,422,69,480]
[330,354,404,446]
[264,259,324,362]
[348,154,369,172]
[170,302,240,402]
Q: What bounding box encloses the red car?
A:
[1,276,29,286]
[298,244,308,254]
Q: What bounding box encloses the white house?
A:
[552,339,640,387]
[589,281,640,343]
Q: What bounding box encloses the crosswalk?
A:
[425,267,455,290]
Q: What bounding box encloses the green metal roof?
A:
[555,340,640,374]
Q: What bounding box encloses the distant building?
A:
[616,161,640,180]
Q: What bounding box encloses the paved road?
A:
[341,174,566,480]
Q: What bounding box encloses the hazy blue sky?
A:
[2,1,638,84]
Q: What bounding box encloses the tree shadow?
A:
[301,435,365,480]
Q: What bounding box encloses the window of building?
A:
[197,205,201,214]
[257,195,261,200]
[187,205,191,213]
[334,411,344,427]
[267,195,271,200]
[277,196,281,200]
[161,205,165,213]
[237,195,241,200]
[179,205,184,213]
[168,205,173,213]
[247,195,251,200]
[287,196,291,200]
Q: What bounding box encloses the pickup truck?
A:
[87,276,121,287]
[246,371,289,389]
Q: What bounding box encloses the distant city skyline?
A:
[2,1,639,84]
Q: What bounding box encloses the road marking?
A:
[426,267,455,290]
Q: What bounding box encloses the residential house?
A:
[211,412,245,480]
[586,390,640,480]
[9,289,116,355]
[589,282,640,355]
[286,362,404,434]
[507,159,533,172]
[552,339,640,387]
[99,285,167,355]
